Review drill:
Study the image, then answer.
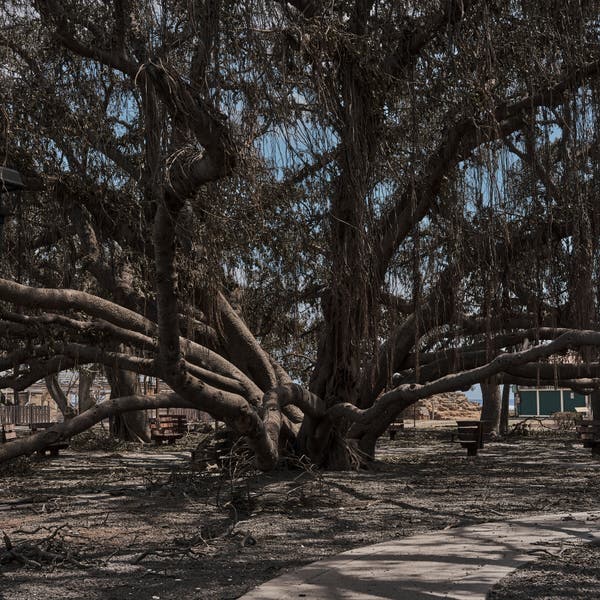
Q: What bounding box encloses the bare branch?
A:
[373,59,600,285]
[0,278,155,336]
[0,393,191,463]
[333,329,600,426]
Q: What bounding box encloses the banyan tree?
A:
[1,0,600,468]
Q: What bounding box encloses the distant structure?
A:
[0,373,210,424]
[399,392,481,421]
[514,386,589,417]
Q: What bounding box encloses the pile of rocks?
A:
[400,392,481,421]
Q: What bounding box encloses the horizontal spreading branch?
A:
[505,362,600,383]
[335,329,600,428]
[397,328,573,383]
[0,357,76,391]
[35,0,138,77]
[1,341,155,378]
[0,393,192,462]
[0,309,262,403]
[0,278,154,336]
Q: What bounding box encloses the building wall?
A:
[516,387,588,417]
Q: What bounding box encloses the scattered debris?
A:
[0,524,88,569]
[400,392,481,421]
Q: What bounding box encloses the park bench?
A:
[149,414,187,445]
[454,420,491,456]
[0,423,17,443]
[29,422,70,457]
[576,420,600,456]
[388,419,405,440]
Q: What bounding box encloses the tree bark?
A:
[44,375,76,420]
[500,383,510,436]
[481,379,501,435]
[106,368,151,443]
[591,391,600,419]
[78,368,96,413]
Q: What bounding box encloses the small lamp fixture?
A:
[0,166,24,235]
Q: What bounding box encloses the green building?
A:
[515,387,589,417]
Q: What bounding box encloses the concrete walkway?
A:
[240,511,600,599]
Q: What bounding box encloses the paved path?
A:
[240,511,600,599]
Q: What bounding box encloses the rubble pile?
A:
[400,392,481,421]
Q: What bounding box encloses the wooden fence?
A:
[0,404,209,425]
[0,405,51,425]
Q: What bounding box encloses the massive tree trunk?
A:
[301,13,383,468]
[106,368,151,443]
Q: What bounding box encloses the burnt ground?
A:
[488,540,600,599]
[1,427,600,599]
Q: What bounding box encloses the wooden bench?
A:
[388,420,405,440]
[30,422,70,457]
[0,423,17,443]
[150,414,188,445]
[577,420,600,456]
[455,420,491,456]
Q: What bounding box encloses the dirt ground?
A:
[489,541,600,599]
[2,427,600,600]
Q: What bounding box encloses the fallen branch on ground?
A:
[0,524,88,569]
